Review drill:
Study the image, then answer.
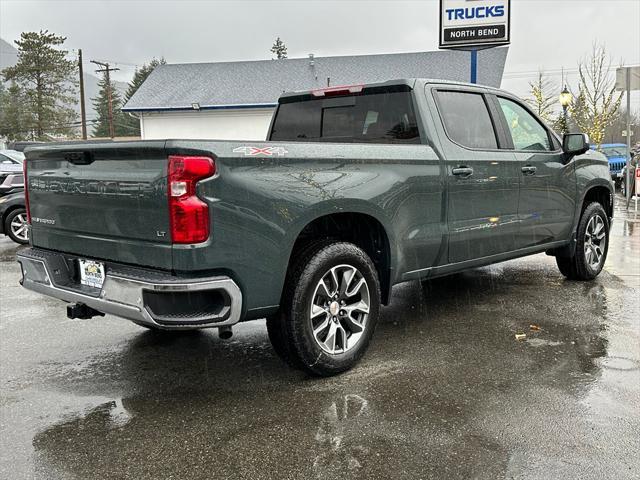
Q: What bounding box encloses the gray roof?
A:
[123,48,508,112]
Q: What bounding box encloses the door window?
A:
[498,97,552,151]
[436,91,498,150]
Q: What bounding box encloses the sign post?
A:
[439,0,511,84]
[615,66,640,208]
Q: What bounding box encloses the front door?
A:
[493,96,576,248]
[433,89,521,264]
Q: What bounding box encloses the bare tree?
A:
[526,71,557,122]
[570,43,622,146]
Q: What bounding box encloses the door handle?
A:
[452,167,473,177]
[521,165,537,175]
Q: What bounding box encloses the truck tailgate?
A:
[26,141,173,270]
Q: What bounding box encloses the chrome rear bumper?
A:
[17,248,242,330]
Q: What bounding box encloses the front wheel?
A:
[556,202,609,281]
[268,242,381,376]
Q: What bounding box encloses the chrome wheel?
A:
[310,264,371,355]
[584,214,606,271]
[10,212,28,242]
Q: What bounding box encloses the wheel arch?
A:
[285,208,395,305]
[549,181,613,259]
[580,183,613,220]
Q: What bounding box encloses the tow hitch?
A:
[67,303,105,320]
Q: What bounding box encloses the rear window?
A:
[435,91,498,150]
[269,89,421,144]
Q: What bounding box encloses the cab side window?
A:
[436,91,498,150]
[498,97,552,151]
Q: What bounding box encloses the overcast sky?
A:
[1,0,639,107]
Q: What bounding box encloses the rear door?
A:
[432,88,520,264]
[491,96,576,248]
[26,141,173,270]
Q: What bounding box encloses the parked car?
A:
[0,149,25,197]
[620,152,637,197]
[0,190,28,244]
[17,79,613,376]
[6,141,45,153]
[591,143,627,187]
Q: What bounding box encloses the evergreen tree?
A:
[2,30,77,140]
[124,57,166,102]
[270,37,288,59]
[552,111,570,136]
[0,82,35,140]
[121,57,167,135]
[91,76,129,137]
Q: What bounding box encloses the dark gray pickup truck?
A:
[18,79,613,376]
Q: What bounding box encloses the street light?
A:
[559,86,572,135]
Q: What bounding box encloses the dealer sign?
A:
[439,0,510,49]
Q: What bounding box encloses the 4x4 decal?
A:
[232,146,289,156]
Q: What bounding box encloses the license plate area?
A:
[78,259,105,289]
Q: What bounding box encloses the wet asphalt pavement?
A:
[1,196,639,480]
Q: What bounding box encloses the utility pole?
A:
[78,49,87,139]
[90,60,120,138]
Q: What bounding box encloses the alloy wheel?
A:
[310,264,370,355]
[584,214,606,271]
[10,213,28,242]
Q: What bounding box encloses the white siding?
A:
[138,108,275,141]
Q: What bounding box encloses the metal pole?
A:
[105,65,114,138]
[90,61,119,139]
[78,49,87,140]
[626,67,632,208]
[470,49,478,84]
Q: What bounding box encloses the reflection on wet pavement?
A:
[1,195,639,479]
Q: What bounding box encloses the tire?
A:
[267,239,336,370]
[268,242,381,376]
[4,208,29,245]
[266,313,303,369]
[556,202,609,281]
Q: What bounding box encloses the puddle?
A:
[526,338,563,348]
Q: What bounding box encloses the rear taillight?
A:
[167,155,215,244]
[23,158,31,224]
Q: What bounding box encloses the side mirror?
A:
[563,133,590,156]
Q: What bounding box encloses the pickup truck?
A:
[18,79,613,376]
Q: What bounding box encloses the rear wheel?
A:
[5,208,29,245]
[556,202,609,280]
[268,242,380,376]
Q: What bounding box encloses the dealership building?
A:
[123,48,508,141]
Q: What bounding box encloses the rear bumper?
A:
[17,248,242,330]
